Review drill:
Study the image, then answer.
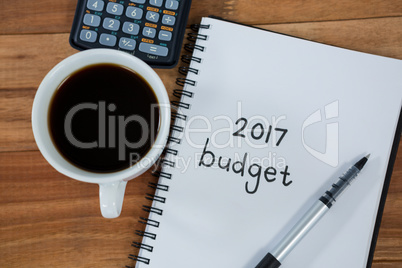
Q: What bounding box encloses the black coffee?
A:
[48,63,160,173]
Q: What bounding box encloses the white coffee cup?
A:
[32,49,170,218]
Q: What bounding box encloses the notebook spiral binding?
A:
[127,23,210,267]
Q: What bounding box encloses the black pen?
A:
[255,154,370,268]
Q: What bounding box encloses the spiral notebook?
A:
[131,17,402,268]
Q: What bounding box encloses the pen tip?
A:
[355,154,370,170]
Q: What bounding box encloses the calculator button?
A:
[119,38,136,50]
[122,22,140,35]
[139,43,168,56]
[165,0,179,10]
[126,6,143,19]
[83,14,101,27]
[149,0,163,7]
[106,2,124,16]
[146,11,160,23]
[158,30,172,41]
[80,29,97,43]
[99,34,117,46]
[103,18,120,31]
[87,0,104,11]
[142,27,156,38]
[162,15,175,26]
[130,0,145,3]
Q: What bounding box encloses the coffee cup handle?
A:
[99,181,127,218]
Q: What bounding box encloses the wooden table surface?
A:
[1,0,401,267]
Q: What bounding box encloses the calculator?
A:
[69,0,192,68]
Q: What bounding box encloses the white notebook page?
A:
[136,17,402,268]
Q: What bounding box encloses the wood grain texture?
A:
[1,0,402,34]
[0,0,78,34]
[0,150,154,267]
[190,0,402,26]
[0,0,401,267]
